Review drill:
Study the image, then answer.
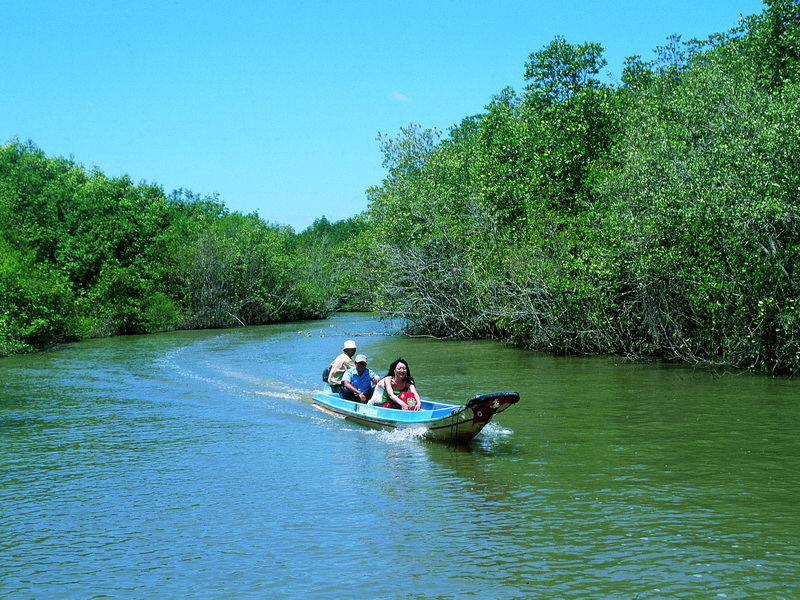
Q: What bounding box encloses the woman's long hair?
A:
[387,357,415,384]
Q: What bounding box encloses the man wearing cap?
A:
[327,340,357,393]
[341,354,381,403]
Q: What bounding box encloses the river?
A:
[1,313,798,599]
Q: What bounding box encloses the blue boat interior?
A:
[318,386,460,420]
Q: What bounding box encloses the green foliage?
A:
[0,240,76,353]
[296,215,374,312]
[602,27,800,372]
[743,0,800,89]
[524,35,608,105]
[363,3,800,374]
[141,292,180,334]
[0,140,335,356]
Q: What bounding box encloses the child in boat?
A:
[367,358,421,410]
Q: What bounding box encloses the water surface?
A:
[1,314,798,599]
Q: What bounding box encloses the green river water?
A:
[1,313,798,599]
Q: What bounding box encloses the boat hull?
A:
[311,388,520,442]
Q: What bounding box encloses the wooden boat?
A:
[311,387,520,442]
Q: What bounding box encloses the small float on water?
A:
[311,387,520,442]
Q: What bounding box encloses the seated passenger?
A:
[341,354,381,403]
[368,358,421,411]
[326,339,357,393]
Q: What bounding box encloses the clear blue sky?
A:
[3,0,766,231]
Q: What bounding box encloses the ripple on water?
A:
[1,316,799,599]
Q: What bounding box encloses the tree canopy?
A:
[364,2,800,375]
[3,2,800,374]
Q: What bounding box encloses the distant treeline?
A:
[2,1,799,374]
[0,142,366,355]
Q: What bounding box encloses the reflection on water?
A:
[1,314,798,599]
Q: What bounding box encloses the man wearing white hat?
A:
[341,354,381,403]
[326,339,357,393]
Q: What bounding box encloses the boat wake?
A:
[479,422,514,438]
[250,389,307,401]
[372,426,429,443]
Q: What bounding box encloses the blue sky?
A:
[3,0,766,231]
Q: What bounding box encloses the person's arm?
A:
[408,384,421,410]
[408,383,422,402]
[342,369,365,400]
[409,383,420,401]
[342,373,361,398]
[384,381,409,410]
[349,384,368,402]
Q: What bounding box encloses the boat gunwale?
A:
[311,392,463,426]
[311,388,520,431]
